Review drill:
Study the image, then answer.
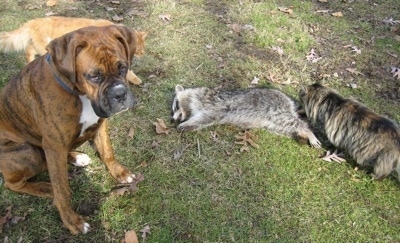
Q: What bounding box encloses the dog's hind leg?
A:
[0,142,53,198]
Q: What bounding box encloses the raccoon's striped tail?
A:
[0,26,31,53]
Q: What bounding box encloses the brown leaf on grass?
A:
[46,0,57,7]
[235,131,259,152]
[391,67,400,79]
[126,9,149,18]
[111,186,129,196]
[140,225,151,241]
[124,230,139,243]
[151,140,160,148]
[128,127,135,138]
[0,206,13,233]
[153,118,169,135]
[278,7,293,15]
[25,4,40,10]
[129,173,145,193]
[346,68,364,76]
[228,23,242,33]
[210,131,219,142]
[111,173,145,196]
[331,12,343,17]
[112,15,124,22]
[159,14,171,22]
[101,221,111,230]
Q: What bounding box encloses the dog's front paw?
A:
[60,211,91,235]
[109,163,136,184]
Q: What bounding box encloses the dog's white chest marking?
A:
[79,96,100,136]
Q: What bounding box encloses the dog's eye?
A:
[89,75,101,83]
[119,67,128,76]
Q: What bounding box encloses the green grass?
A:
[1,0,400,242]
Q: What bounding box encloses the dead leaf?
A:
[331,12,343,17]
[45,11,58,16]
[350,46,361,55]
[46,0,57,7]
[129,173,144,193]
[346,68,364,76]
[228,23,242,33]
[271,46,284,56]
[111,0,120,4]
[140,225,151,241]
[391,67,400,79]
[112,15,124,22]
[235,131,259,152]
[112,173,144,196]
[25,4,40,10]
[0,206,13,233]
[151,140,160,148]
[101,221,111,230]
[278,7,293,15]
[251,76,260,84]
[159,14,171,22]
[306,48,322,63]
[127,9,149,18]
[125,230,139,243]
[318,0,328,2]
[210,131,219,142]
[153,118,169,135]
[128,127,135,138]
[383,17,400,25]
[242,24,255,31]
[111,186,129,196]
[315,9,331,14]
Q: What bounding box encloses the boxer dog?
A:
[0,25,138,234]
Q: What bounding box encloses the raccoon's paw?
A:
[309,138,321,148]
[177,124,198,132]
[321,150,346,163]
[308,134,321,148]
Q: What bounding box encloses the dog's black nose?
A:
[109,84,128,102]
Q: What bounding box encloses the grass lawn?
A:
[1,0,400,242]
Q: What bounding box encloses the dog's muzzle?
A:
[93,83,136,118]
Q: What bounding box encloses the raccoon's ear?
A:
[175,85,185,93]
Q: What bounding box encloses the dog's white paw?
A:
[73,154,92,167]
[120,173,136,184]
[82,222,91,234]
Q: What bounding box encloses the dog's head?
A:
[46,25,141,118]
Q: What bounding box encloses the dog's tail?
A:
[0,25,31,53]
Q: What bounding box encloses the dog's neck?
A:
[46,54,83,96]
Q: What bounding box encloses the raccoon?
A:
[299,82,400,180]
[172,85,321,148]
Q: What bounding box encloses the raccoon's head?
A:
[299,82,331,122]
[171,84,187,122]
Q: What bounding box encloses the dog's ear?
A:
[113,26,146,64]
[46,33,87,84]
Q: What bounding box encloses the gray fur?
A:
[299,83,400,181]
[172,85,321,148]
